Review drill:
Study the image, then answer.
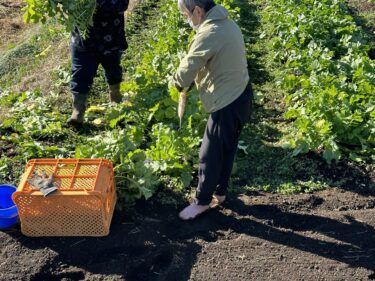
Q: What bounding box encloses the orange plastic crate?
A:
[12,158,117,237]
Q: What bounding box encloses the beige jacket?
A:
[173,5,249,113]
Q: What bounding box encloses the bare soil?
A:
[1,188,375,281]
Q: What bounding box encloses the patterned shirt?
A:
[71,0,129,55]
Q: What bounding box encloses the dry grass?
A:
[0,106,9,123]
[0,0,27,52]
[346,0,375,34]
[2,0,144,94]
[12,38,70,93]
[127,0,145,13]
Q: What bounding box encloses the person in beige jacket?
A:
[174,0,252,220]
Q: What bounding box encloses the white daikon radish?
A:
[178,90,187,128]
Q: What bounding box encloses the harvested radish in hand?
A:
[178,90,187,128]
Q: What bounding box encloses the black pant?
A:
[196,84,252,205]
[70,46,123,95]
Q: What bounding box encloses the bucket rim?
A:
[0,184,17,190]
[0,184,18,212]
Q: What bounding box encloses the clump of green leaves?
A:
[23,0,96,36]
[262,0,375,163]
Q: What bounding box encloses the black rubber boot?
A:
[66,93,87,129]
[109,83,122,103]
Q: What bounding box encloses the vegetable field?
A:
[0,0,374,280]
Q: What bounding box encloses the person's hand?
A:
[175,83,183,92]
[176,82,194,93]
[186,83,194,92]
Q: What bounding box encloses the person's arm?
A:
[96,0,129,13]
[173,31,216,90]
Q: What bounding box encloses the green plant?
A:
[262,0,375,163]
[23,0,96,36]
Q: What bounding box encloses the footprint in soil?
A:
[126,248,174,281]
[152,250,174,271]
[125,244,149,258]
[294,195,324,210]
[86,244,147,264]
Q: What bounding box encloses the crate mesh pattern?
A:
[12,159,117,237]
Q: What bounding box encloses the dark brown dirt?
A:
[0,140,16,158]
[1,188,375,281]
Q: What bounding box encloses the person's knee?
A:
[104,64,122,85]
[70,81,90,96]
[71,56,97,94]
[70,68,95,94]
[199,145,210,162]
[102,52,123,85]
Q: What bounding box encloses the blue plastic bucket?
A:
[0,184,19,229]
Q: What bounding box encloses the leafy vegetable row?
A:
[262,0,374,163]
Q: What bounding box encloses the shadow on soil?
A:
[245,202,375,273]
[5,199,201,281]
[3,193,375,280]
